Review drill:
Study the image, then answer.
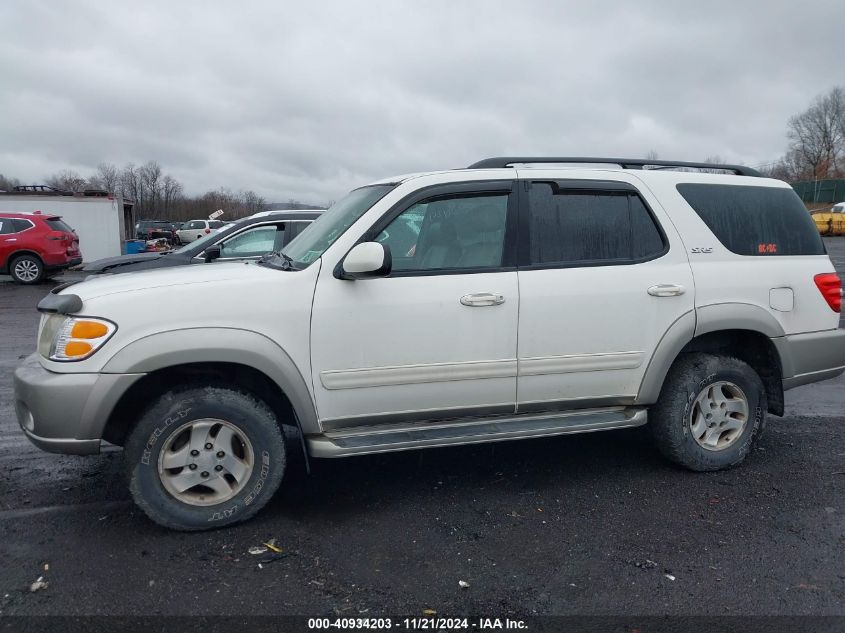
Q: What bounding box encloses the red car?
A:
[0,212,82,284]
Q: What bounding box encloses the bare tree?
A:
[90,163,121,193]
[139,161,164,217]
[645,149,659,161]
[0,173,20,191]
[162,174,183,216]
[786,86,845,179]
[45,169,89,192]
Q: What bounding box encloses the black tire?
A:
[649,353,766,472]
[9,254,45,284]
[124,385,286,531]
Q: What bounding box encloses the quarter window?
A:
[376,193,509,272]
[527,182,665,265]
[677,183,825,256]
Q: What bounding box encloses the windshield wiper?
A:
[257,251,297,271]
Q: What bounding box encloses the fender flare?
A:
[102,327,320,435]
[636,303,787,404]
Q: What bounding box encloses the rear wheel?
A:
[9,254,45,284]
[649,353,766,471]
[124,385,286,530]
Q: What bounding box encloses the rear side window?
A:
[677,184,825,256]
[45,218,74,233]
[209,221,224,229]
[527,182,666,265]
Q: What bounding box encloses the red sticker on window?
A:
[758,243,777,254]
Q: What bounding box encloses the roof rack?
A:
[467,157,761,177]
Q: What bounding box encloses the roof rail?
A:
[467,157,762,177]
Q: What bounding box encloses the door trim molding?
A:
[518,351,644,376]
[320,358,518,390]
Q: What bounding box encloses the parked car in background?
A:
[135,220,178,243]
[83,210,323,274]
[832,202,845,213]
[176,219,226,244]
[0,211,82,284]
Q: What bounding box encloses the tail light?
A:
[205,228,211,234]
[814,273,842,313]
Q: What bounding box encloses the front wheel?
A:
[649,353,766,472]
[124,385,286,530]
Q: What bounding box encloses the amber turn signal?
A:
[63,341,93,357]
[70,321,110,339]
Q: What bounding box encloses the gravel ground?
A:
[0,239,843,616]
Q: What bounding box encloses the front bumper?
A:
[14,354,145,455]
[775,328,845,390]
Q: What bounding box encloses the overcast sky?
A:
[1,0,843,204]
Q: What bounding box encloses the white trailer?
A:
[0,192,134,262]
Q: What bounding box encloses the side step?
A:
[307,406,647,458]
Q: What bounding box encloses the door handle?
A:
[648,284,686,297]
[460,292,505,307]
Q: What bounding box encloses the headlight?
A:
[38,315,117,361]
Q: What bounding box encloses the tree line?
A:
[0,161,320,222]
[762,86,845,181]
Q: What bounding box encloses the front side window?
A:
[376,193,509,272]
[282,185,395,268]
[527,182,665,265]
[219,225,282,258]
[677,183,825,256]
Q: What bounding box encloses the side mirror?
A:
[203,244,221,263]
[336,242,392,279]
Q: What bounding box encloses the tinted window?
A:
[377,193,508,272]
[45,218,74,233]
[677,184,825,256]
[285,220,312,243]
[186,221,204,229]
[0,219,13,234]
[527,182,665,265]
[209,220,224,229]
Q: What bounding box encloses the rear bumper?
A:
[14,354,145,455]
[775,329,845,390]
[44,256,82,271]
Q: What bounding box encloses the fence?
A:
[792,179,845,204]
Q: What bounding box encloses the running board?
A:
[307,406,647,458]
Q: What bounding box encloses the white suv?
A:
[15,157,845,530]
[176,219,225,244]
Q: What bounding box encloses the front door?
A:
[310,183,520,427]
[515,175,695,411]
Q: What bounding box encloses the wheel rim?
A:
[13,259,39,282]
[157,418,254,506]
[689,381,749,451]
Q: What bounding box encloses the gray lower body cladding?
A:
[775,329,845,390]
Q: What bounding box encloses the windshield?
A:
[281,185,394,267]
[173,223,235,253]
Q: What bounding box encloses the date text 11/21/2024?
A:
[306,617,528,630]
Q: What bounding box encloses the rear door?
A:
[514,174,695,411]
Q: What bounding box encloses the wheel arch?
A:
[100,328,319,450]
[637,304,787,416]
[3,249,44,272]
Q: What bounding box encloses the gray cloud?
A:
[1,0,842,204]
